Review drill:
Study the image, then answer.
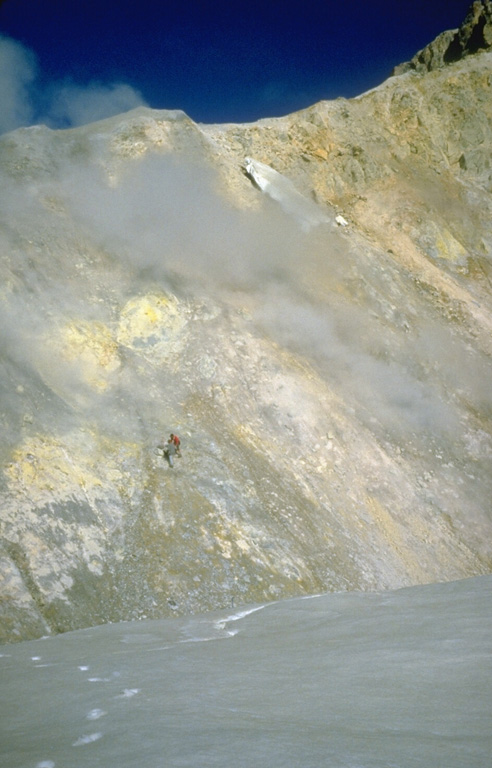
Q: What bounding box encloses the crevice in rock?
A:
[4,540,57,632]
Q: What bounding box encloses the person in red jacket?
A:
[169,433,181,457]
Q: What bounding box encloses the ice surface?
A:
[72,732,102,746]
[86,708,106,720]
[0,576,491,768]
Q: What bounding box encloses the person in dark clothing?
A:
[164,439,176,467]
[157,438,177,468]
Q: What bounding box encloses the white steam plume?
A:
[0,35,36,134]
[0,34,148,135]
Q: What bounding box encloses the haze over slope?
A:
[1,3,491,643]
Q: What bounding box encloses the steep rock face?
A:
[1,39,492,642]
[393,0,492,75]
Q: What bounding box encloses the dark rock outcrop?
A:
[393,0,492,75]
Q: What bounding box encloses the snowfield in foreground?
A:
[1,575,491,768]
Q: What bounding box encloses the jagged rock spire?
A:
[393,0,492,75]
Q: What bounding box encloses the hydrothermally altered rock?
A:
[1,4,491,643]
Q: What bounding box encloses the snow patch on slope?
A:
[244,157,332,230]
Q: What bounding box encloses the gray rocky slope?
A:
[1,5,492,642]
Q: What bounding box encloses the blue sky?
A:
[0,0,472,132]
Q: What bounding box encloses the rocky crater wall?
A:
[1,9,491,643]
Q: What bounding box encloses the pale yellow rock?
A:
[5,435,102,498]
[117,292,186,363]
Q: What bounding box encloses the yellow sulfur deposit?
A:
[5,434,102,500]
[59,320,120,391]
[117,292,186,361]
